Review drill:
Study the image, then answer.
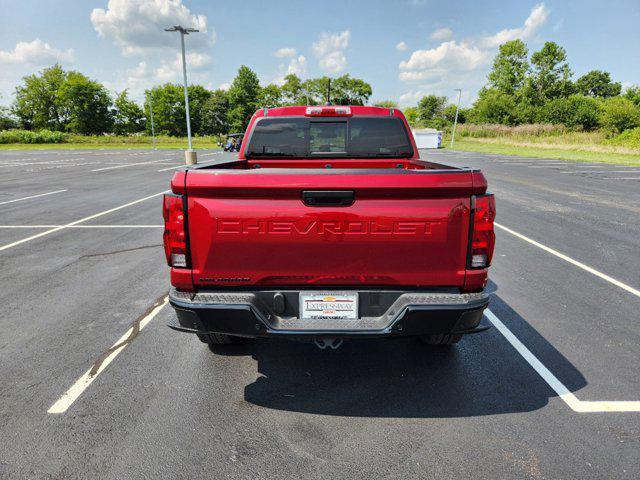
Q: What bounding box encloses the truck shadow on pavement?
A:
[239,285,587,418]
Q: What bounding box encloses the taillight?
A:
[468,194,496,269]
[162,194,188,268]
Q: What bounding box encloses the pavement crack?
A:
[89,292,169,376]
[80,244,162,259]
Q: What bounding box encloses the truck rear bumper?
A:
[168,288,490,339]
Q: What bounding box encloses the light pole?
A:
[450,88,462,149]
[148,91,156,150]
[165,25,199,165]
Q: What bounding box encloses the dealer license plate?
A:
[300,292,358,320]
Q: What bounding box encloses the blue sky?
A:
[1,0,639,107]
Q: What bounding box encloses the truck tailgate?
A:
[185,169,473,288]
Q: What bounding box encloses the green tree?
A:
[444,104,466,124]
[281,74,304,105]
[0,105,18,130]
[487,40,529,95]
[113,90,144,134]
[58,71,113,134]
[469,89,518,125]
[600,97,640,133]
[623,85,640,106]
[541,95,601,130]
[297,75,372,106]
[575,70,621,98]
[417,95,446,124]
[145,84,183,136]
[185,85,212,135]
[144,84,211,136]
[530,41,574,101]
[373,100,398,108]
[331,75,372,105]
[227,65,261,132]
[201,89,230,135]
[302,76,331,105]
[12,64,67,130]
[258,84,283,107]
[403,106,420,126]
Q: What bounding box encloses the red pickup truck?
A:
[164,106,495,350]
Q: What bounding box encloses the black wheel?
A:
[196,332,243,346]
[419,334,462,345]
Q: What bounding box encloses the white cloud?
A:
[90,0,214,56]
[312,30,350,73]
[396,41,408,51]
[183,51,212,69]
[273,55,308,86]
[430,27,453,42]
[0,39,74,65]
[399,90,426,104]
[397,3,550,105]
[121,60,151,90]
[154,63,176,83]
[273,48,306,81]
[398,80,475,107]
[154,52,212,82]
[399,68,447,82]
[287,55,307,76]
[275,47,297,58]
[480,3,549,48]
[120,50,212,97]
[127,60,150,80]
[400,41,488,74]
[218,82,231,91]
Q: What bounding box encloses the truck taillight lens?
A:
[162,194,188,268]
[469,194,496,269]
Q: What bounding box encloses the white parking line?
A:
[91,159,170,172]
[495,222,640,299]
[570,165,608,168]
[493,161,545,164]
[486,309,640,412]
[158,159,223,172]
[0,162,83,168]
[48,296,169,414]
[0,191,167,252]
[0,225,162,228]
[561,170,640,174]
[157,164,190,172]
[198,151,224,157]
[603,177,640,180]
[0,189,67,206]
[525,165,568,168]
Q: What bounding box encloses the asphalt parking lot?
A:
[0,147,638,479]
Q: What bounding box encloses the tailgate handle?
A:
[302,190,355,207]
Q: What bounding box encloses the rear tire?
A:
[196,332,243,346]
[420,334,462,345]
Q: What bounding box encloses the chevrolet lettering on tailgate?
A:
[216,219,439,235]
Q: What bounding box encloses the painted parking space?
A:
[0,148,639,478]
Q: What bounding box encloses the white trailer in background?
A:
[412,128,443,149]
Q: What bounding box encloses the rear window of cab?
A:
[245,117,413,158]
